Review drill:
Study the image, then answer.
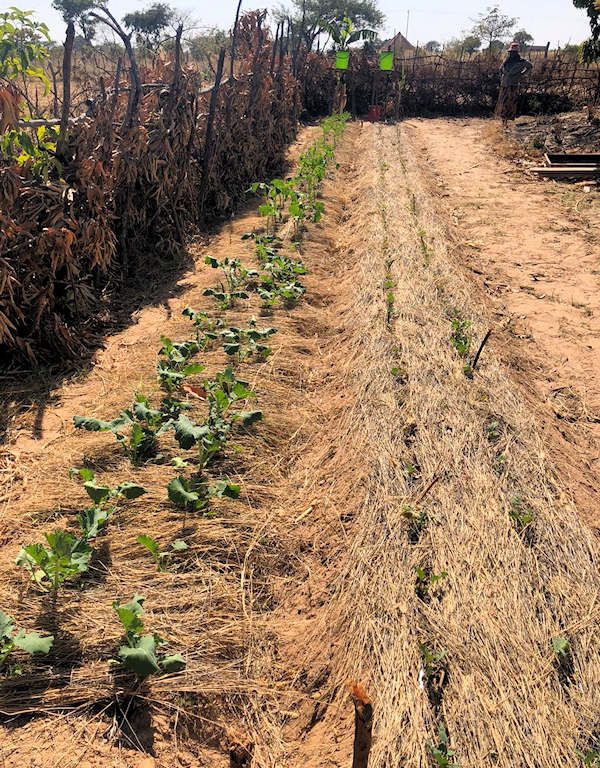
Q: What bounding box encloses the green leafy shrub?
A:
[220,317,277,361]
[182,307,224,349]
[167,475,240,517]
[171,367,261,468]
[157,336,204,395]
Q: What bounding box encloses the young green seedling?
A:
[113,594,185,679]
[0,610,53,675]
[419,643,448,713]
[203,256,257,309]
[427,723,458,768]
[182,307,224,349]
[137,535,189,571]
[250,179,297,234]
[220,317,277,361]
[552,635,574,685]
[69,468,146,539]
[509,495,534,533]
[578,747,600,767]
[402,505,428,544]
[167,475,240,522]
[450,315,471,359]
[171,368,262,468]
[16,531,92,599]
[414,566,448,601]
[241,232,283,264]
[157,336,204,396]
[74,394,174,464]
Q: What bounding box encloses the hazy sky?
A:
[7,0,592,47]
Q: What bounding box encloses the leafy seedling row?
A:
[2,115,350,684]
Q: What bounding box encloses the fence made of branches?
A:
[0,11,301,363]
[305,49,600,118]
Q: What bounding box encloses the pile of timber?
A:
[531,153,600,179]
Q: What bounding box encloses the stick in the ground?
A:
[471,329,492,371]
[351,682,373,768]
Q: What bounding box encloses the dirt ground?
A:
[404,116,600,528]
[1,118,600,767]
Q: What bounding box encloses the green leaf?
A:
[119,634,160,678]
[73,413,132,433]
[237,410,263,427]
[182,363,204,377]
[13,630,53,655]
[77,506,110,539]
[552,636,570,656]
[113,594,145,636]
[209,480,241,500]
[168,476,200,511]
[160,653,186,673]
[83,480,111,505]
[116,482,147,500]
[170,539,189,552]
[0,610,14,640]
[69,467,95,482]
[137,534,160,559]
[133,397,162,424]
[172,415,208,450]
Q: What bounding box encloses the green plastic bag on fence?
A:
[335,50,350,70]
[379,51,394,71]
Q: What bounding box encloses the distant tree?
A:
[471,5,517,51]
[513,29,533,46]
[444,34,481,56]
[52,0,94,22]
[123,3,174,49]
[187,28,228,73]
[573,0,600,60]
[561,41,581,57]
[275,0,384,50]
[424,40,441,53]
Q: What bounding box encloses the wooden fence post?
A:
[57,20,75,157]
[351,683,373,768]
[230,0,243,79]
[198,46,226,215]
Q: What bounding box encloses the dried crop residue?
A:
[402,117,600,529]
[279,123,600,768]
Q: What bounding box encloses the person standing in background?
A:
[495,41,533,125]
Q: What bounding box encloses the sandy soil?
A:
[403,117,600,529]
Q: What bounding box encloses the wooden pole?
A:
[199,46,226,214]
[229,0,243,79]
[57,20,75,157]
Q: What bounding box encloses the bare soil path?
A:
[403,117,600,529]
